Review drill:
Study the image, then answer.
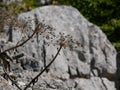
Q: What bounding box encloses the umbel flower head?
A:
[43,30,80,50]
[56,32,80,50]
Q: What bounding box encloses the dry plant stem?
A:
[23,45,63,90]
[0,23,41,54]
[3,69,22,90]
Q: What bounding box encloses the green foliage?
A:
[7,0,38,13]
[7,1,22,14]
[21,0,39,9]
[113,42,120,52]
[53,0,120,51]
[0,0,40,14]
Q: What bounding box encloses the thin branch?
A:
[23,45,63,90]
[3,69,22,90]
[0,23,41,54]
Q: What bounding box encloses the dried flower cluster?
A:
[56,32,80,49]
[0,2,80,90]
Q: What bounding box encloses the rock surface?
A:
[0,76,16,90]
[0,6,117,90]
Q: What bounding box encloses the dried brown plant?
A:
[0,2,80,90]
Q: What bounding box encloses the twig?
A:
[3,69,22,90]
[23,45,63,90]
[0,23,41,54]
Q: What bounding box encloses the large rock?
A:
[1,6,117,90]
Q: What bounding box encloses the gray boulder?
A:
[75,77,116,90]
[18,5,116,79]
[1,6,117,90]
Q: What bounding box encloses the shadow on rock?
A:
[116,52,120,90]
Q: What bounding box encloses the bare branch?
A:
[3,69,22,90]
[23,45,63,90]
[0,23,41,54]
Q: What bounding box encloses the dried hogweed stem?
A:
[23,45,63,90]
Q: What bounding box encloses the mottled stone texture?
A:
[0,6,117,90]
